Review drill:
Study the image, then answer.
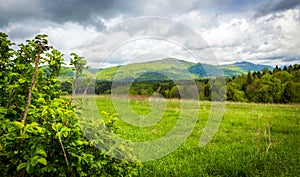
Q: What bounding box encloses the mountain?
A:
[55,66,100,81]
[96,58,199,81]
[225,61,273,72]
[57,59,273,81]
[188,63,245,77]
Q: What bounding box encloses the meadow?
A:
[94,95,300,177]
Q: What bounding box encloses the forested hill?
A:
[59,58,273,81]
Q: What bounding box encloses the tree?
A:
[204,83,211,100]
[271,78,283,103]
[22,34,51,122]
[275,71,292,84]
[273,65,280,73]
[262,68,271,75]
[288,65,293,73]
[169,85,180,98]
[226,82,246,102]
[282,82,295,103]
[246,79,261,102]
[196,81,205,100]
[83,72,94,95]
[256,71,262,78]
[70,53,87,101]
[246,71,253,85]
[226,82,236,101]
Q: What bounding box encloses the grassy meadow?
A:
[93,95,300,177]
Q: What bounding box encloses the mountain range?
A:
[94,58,273,81]
[59,58,274,81]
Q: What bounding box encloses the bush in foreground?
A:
[0,33,140,176]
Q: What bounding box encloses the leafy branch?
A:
[22,35,51,123]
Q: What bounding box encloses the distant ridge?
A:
[58,58,274,81]
[225,61,273,72]
[94,58,274,81]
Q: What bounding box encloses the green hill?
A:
[96,58,198,81]
[57,59,273,81]
[56,66,98,81]
[188,63,245,77]
[96,58,273,81]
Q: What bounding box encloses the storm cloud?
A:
[254,0,300,18]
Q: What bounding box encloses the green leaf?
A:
[17,162,28,170]
[24,122,39,133]
[37,97,45,104]
[26,163,32,174]
[60,126,70,137]
[101,160,107,165]
[38,157,47,165]
[56,123,62,130]
[51,123,57,131]
[31,156,39,166]
[0,106,7,114]
[18,78,26,83]
[51,122,62,131]
[75,140,83,145]
[24,155,30,160]
[62,131,68,138]
[13,121,24,129]
[35,148,47,157]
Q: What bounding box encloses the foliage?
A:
[227,65,300,103]
[0,33,140,176]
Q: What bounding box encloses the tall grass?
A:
[95,96,300,176]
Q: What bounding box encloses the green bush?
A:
[0,32,140,176]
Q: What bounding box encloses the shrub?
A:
[0,33,140,176]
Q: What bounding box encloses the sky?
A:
[1,0,300,67]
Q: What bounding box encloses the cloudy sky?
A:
[1,0,300,67]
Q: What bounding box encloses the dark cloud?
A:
[0,0,234,30]
[281,57,300,62]
[254,0,300,18]
[259,56,286,60]
[0,0,42,26]
[0,0,130,29]
[272,0,300,12]
[41,0,121,23]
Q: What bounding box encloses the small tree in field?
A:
[70,53,87,101]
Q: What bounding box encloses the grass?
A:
[92,95,300,176]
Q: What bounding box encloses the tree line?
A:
[60,63,300,103]
[226,65,300,103]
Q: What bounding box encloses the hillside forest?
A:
[61,65,300,104]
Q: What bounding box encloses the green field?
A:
[93,96,300,177]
